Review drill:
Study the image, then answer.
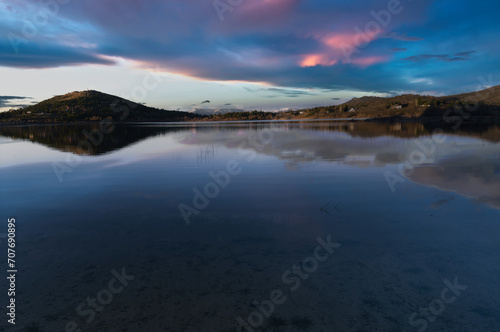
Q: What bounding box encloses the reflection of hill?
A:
[409,157,500,209]
[4,122,500,210]
[0,124,186,155]
[174,122,500,210]
[2,121,500,156]
[177,122,500,167]
[421,121,500,142]
[289,121,500,142]
[194,121,500,141]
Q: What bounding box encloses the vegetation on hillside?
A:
[0,90,203,123]
[208,86,499,121]
[1,86,499,124]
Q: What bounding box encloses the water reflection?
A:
[0,124,185,155]
[1,121,500,331]
[409,156,500,209]
[1,121,499,156]
[2,122,500,211]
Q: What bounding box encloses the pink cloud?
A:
[300,54,338,67]
[225,0,299,28]
[323,30,379,50]
[350,56,389,67]
[298,29,384,68]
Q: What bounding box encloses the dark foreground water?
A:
[0,121,499,332]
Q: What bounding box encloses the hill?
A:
[447,85,500,104]
[1,86,499,124]
[288,85,500,120]
[202,85,500,121]
[0,90,203,123]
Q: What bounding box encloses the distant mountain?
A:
[0,90,203,123]
[189,108,248,116]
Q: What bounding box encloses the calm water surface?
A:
[0,121,499,331]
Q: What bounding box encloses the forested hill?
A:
[1,86,499,124]
[0,90,202,123]
[290,85,500,120]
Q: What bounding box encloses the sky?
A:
[0,0,499,112]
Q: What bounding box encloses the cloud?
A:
[0,96,29,102]
[403,54,448,62]
[0,40,115,68]
[455,51,475,57]
[383,33,424,41]
[263,88,317,98]
[402,51,475,63]
[351,56,389,67]
[0,95,31,108]
[0,0,498,96]
[243,86,325,98]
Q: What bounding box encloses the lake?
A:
[1,121,499,331]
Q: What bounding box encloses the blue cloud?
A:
[0,0,499,96]
[0,39,115,68]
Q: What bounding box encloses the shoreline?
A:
[0,115,499,127]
